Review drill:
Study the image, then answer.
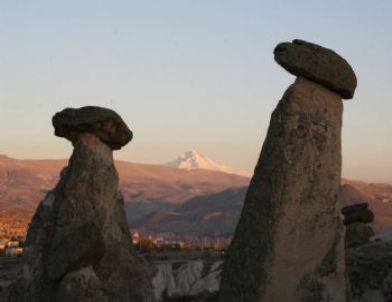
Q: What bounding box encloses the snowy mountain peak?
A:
[165,150,251,177]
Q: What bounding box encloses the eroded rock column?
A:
[9,106,155,302]
[219,40,357,302]
[342,203,374,248]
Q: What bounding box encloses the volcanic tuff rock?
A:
[345,223,375,248]
[346,235,392,302]
[219,40,356,302]
[9,107,155,302]
[152,260,222,301]
[52,106,133,150]
[274,39,357,99]
[342,203,375,248]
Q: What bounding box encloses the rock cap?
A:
[274,39,357,99]
[53,106,133,150]
[342,202,374,225]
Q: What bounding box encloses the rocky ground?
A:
[3,231,392,302]
[0,253,219,302]
[0,258,22,302]
[2,206,392,302]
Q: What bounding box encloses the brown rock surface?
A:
[342,203,375,248]
[8,109,155,301]
[52,106,133,150]
[274,39,357,99]
[345,223,374,248]
[219,76,347,302]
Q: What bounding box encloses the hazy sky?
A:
[1,1,391,182]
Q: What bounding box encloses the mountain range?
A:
[0,154,249,214]
[128,187,247,236]
[1,153,392,236]
[131,182,392,236]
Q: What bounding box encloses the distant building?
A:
[0,240,24,257]
[5,246,23,257]
[132,232,140,245]
[7,241,19,248]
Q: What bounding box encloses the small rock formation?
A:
[346,233,392,302]
[9,106,155,301]
[219,40,357,302]
[342,203,374,248]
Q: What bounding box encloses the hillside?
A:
[133,182,392,236]
[117,160,249,204]
[0,155,250,215]
[1,154,392,236]
[131,187,247,236]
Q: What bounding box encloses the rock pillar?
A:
[10,106,155,302]
[219,40,357,302]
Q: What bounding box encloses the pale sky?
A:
[1,1,391,182]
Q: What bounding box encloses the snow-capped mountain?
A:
[165,150,251,177]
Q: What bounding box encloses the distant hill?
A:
[132,181,392,236]
[338,183,373,206]
[130,187,247,236]
[1,154,392,236]
[117,158,249,204]
[0,155,66,215]
[0,155,250,215]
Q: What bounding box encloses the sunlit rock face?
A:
[219,40,357,302]
[9,107,155,302]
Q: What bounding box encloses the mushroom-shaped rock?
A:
[274,39,357,99]
[9,108,155,301]
[219,40,352,302]
[53,106,133,150]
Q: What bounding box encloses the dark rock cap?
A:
[274,39,357,99]
[53,106,133,150]
[342,202,374,225]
